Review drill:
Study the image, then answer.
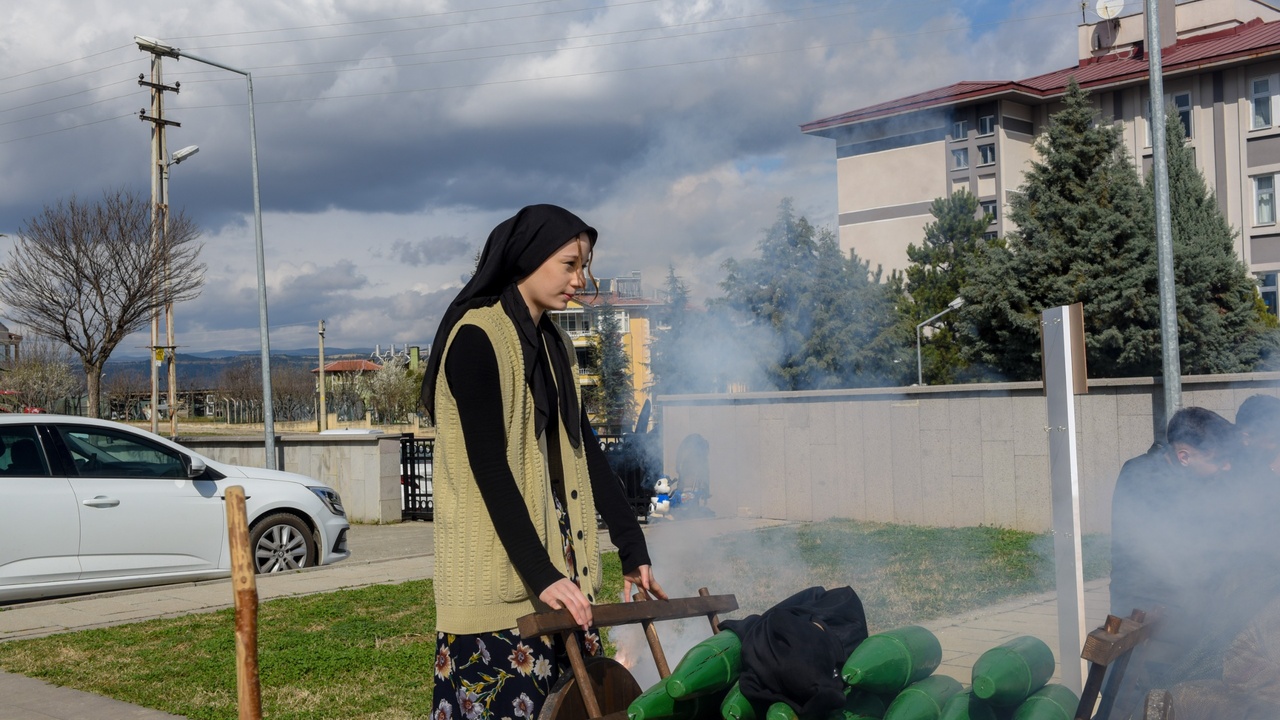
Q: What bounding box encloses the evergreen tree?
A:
[648,267,714,396]
[720,198,901,389]
[585,300,634,434]
[960,79,1160,380]
[1157,112,1278,372]
[900,190,994,384]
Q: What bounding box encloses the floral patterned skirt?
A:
[433,495,601,720]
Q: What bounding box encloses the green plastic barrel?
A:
[937,692,998,720]
[765,702,798,720]
[1010,684,1079,720]
[841,626,943,695]
[969,637,1054,707]
[721,682,762,720]
[840,689,892,719]
[629,677,713,720]
[882,675,963,720]
[668,631,744,700]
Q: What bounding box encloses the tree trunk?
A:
[85,361,104,419]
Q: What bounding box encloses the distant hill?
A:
[103,348,404,390]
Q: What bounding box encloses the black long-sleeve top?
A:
[444,323,650,596]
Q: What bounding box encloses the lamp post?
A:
[916,296,964,386]
[135,35,277,469]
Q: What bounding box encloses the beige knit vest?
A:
[433,303,601,634]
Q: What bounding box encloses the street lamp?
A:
[135,35,278,469]
[916,296,964,386]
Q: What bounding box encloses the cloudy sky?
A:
[0,0,1085,358]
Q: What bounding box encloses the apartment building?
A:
[801,0,1280,313]
[549,272,664,429]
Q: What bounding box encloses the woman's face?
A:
[517,233,592,320]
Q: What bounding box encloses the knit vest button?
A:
[571,490,578,499]
[587,594,594,602]
[576,530,583,540]
[582,566,589,576]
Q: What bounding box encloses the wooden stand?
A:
[516,588,738,720]
[1074,609,1158,720]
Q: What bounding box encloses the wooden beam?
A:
[517,595,738,638]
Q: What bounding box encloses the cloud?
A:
[384,235,474,267]
[0,0,1080,354]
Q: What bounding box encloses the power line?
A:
[0,44,133,84]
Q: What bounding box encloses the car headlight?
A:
[309,487,346,517]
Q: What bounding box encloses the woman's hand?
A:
[539,578,593,631]
[623,565,667,602]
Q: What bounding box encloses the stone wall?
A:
[176,433,402,523]
[657,373,1280,533]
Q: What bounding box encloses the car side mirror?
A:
[186,455,207,479]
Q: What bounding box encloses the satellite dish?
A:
[1096,0,1125,20]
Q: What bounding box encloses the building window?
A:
[978,115,996,136]
[1145,91,1193,145]
[1254,77,1274,130]
[979,201,998,222]
[1259,272,1279,316]
[978,144,996,166]
[952,148,969,169]
[952,120,967,141]
[983,231,998,241]
[1173,92,1192,138]
[551,310,591,334]
[1257,175,1276,226]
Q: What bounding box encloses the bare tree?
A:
[272,365,316,422]
[1,333,81,412]
[0,188,205,417]
[103,364,149,420]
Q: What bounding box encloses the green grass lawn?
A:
[0,521,1108,720]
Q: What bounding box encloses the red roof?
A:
[803,18,1280,132]
[311,359,382,374]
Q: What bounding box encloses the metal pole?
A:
[163,154,177,439]
[914,305,958,386]
[318,320,327,432]
[149,54,162,430]
[916,324,923,386]
[1041,304,1087,694]
[1146,0,1182,434]
[245,72,276,469]
[172,49,276,468]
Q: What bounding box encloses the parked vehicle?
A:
[0,415,350,602]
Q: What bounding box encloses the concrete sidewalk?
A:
[0,519,1112,719]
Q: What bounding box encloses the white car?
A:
[0,415,350,602]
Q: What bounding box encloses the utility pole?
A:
[317,320,328,431]
[138,58,180,431]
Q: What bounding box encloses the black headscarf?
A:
[420,204,598,449]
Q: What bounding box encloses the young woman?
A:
[421,204,664,720]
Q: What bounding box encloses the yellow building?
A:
[549,272,664,432]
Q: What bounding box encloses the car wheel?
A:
[249,513,316,573]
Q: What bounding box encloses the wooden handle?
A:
[226,486,262,720]
[517,594,738,637]
[633,589,671,679]
[698,587,722,634]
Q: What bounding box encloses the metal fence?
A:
[399,433,433,521]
